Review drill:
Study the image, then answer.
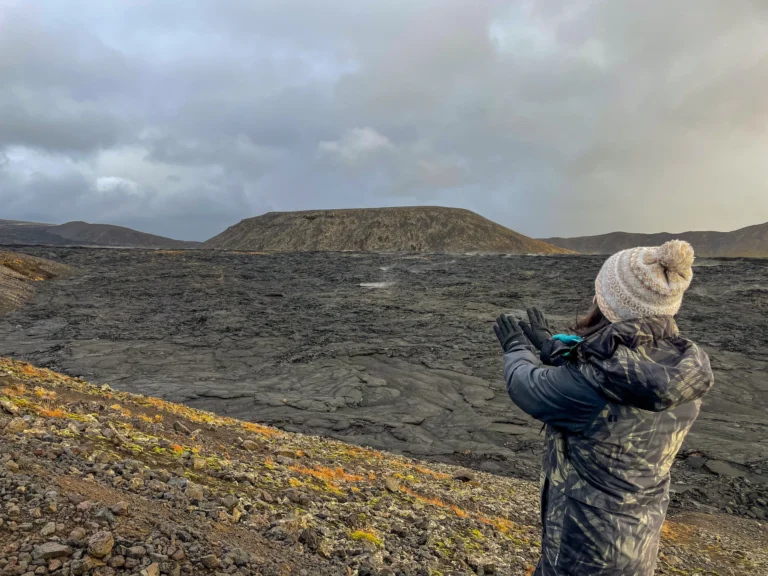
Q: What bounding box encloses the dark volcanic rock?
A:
[705,460,748,478]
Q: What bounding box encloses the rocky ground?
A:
[2,358,767,575]
[0,248,766,526]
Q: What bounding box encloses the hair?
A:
[572,300,611,337]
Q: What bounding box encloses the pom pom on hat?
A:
[596,240,695,323]
[654,239,695,277]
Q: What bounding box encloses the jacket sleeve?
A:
[503,344,607,433]
[540,339,573,367]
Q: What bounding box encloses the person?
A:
[493,240,714,576]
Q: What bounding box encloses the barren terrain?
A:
[4,358,764,575]
[1,247,766,523]
[203,207,569,254]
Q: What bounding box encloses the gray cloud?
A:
[1,0,768,240]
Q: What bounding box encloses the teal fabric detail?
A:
[553,334,583,346]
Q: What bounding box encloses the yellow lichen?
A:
[350,530,383,548]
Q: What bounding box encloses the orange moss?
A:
[401,486,515,529]
[451,505,469,519]
[493,517,519,533]
[401,486,450,510]
[33,387,56,400]
[661,521,697,545]
[343,445,383,460]
[289,465,366,483]
[36,407,68,418]
[2,382,26,396]
[475,515,523,536]
[242,421,279,437]
[413,465,451,479]
[20,364,50,379]
[110,404,132,418]
[477,515,493,525]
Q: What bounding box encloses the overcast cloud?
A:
[1,0,767,240]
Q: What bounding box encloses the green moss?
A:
[350,530,383,548]
[201,457,222,471]
[67,413,95,422]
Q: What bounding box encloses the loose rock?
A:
[384,477,400,493]
[88,531,115,558]
[40,522,57,537]
[32,543,72,561]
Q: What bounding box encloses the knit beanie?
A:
[595,240,695,323]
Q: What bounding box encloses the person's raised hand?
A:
[493,314,529,353]
[518,307,553,350]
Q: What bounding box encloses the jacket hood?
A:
[577,316,714,412]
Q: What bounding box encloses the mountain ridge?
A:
[0,220,199,249]
[204,207,572,254]
[543,220,768,258]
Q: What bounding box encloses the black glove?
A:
[493,314,530,353]
[518,307,552,350]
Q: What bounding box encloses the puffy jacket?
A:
[503,316,713,576]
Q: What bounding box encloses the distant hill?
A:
[543,221,768,258]
[0,220,199,249]
[203,207,571,254]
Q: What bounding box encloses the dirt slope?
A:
[0,220,199,249]
[0,251,72,314]
[544,221,768,257]
[1,359,766,575]
[204,207,571,254]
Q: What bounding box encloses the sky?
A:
[1,0,768,241]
